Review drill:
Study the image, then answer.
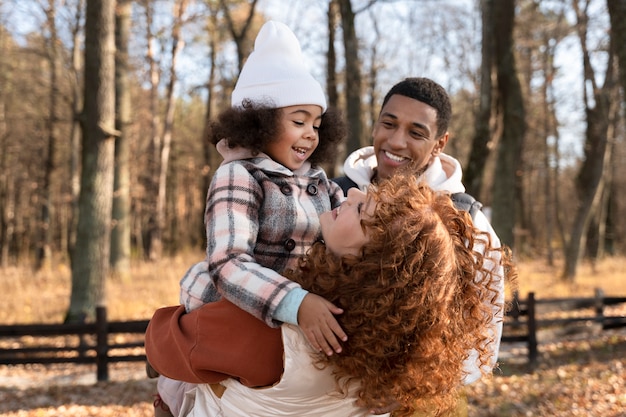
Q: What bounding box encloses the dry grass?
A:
[2,253,625,325]
[0,252,197,325]
[515,256,626,299]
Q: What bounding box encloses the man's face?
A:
[372,94,449,181]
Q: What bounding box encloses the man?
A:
[334,77,505,416]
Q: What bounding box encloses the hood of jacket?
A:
[342,146,466,194]
[216,138,312,176]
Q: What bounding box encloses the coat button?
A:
[284,239,296,251]
[281,184,292,195]
[307,184,318,195]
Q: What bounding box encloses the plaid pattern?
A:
[180,156,344,327]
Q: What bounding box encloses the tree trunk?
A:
[540,52,555,266]
[0,28,15,267]
[537,12,567,265]
[608,0,626,95]
[36,0,60,272]
[327,0,339,109]
[0,100,13,268]
[111,0,132,279]
[586,95,618,261]
[366,16,381,134]
[219,0,259,72]
[155,0,187,257]
[68,0,84,263]
[607,0,626,259]
[67,0,117,323]
[490,0,526,249]
[562,0,614,281]
[326,0,344,176]
[337,0,363,153]
[552,130,567,253]
[464,0,495,200]
[199,9,220,248]
[604,179,617,255]
[144,1,161,261]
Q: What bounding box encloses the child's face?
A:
[264,105,323,171]
[319,188,374,257]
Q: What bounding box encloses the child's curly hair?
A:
[207,100,347,166]
[288,173,516,416]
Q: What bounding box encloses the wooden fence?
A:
[0,307,148,381]
[502,288,626,368]
[1,290,625,381]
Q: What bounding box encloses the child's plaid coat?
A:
[180,154,344,327]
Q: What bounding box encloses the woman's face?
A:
[319,188,374,256]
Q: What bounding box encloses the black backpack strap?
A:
[331,176,358,196]
[450,192,483,220]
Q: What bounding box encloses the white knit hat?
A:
[231,21,327,112]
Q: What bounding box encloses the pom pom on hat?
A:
[231,21,327,112]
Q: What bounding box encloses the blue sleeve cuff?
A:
[274,288,309,325]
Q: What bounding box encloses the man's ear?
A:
[432,132,449,156]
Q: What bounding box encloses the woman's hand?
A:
[297,293,347,356]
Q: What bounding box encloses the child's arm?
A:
[179,260,221,312]
[203,162,304,326]
[297,293,347,356]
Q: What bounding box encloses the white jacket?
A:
[342,146,505,384]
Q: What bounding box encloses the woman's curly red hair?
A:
[288,173,516,416]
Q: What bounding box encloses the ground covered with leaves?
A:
[467,327,625,416]
[0,327,624,417]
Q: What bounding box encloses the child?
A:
[146,174,516,417]
[152,21,348,417]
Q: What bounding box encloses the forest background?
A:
[0,0,624,322]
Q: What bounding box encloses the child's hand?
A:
[297,293,347,356]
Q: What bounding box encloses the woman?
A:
[145,173,515,417]
[150,21,348,416]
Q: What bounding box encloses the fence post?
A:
[527,292,538,368]
[96,306,109,382]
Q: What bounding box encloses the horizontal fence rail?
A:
[0,307,148,381]
[501,288,626,369]
[0,289,625,380]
